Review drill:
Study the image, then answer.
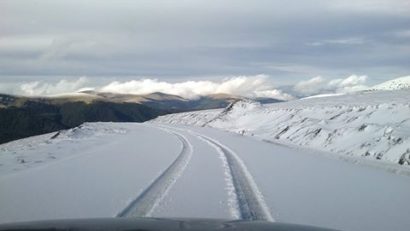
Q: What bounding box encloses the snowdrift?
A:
[371,76,410,91]
[0,123,128,175]
[154,90,410,166]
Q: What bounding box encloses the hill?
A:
[370,76,410,90]
[0,92,283,144]
[154,89,410,166]
[0,100,166,144]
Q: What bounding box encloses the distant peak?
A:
[371,76,410,91]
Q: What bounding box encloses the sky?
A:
[1,0,409,98]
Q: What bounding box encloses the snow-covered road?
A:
[1,122,410,231]
[116,130,193,218]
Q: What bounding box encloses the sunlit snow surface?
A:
[155,90,410,167]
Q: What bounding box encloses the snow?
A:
[151,128,233,219]
[2,89,410,230]
[1,122,410,231]
[300,92,346,99]
[154,89,410,167]
[0,123,128,175]
[371,75,410,90]
[176,125,410,231]
[0,123,181,222]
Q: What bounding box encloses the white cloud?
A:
[19,77,90,96]
[293,76,326,95]
[328,75,368,91]
[0,75,375,99]
[100,75,294,100]
[0,74,388,100]
[307,37,365,46]
[293,75,368,96]
[0,75,293,100]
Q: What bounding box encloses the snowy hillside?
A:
[154,90,410,166]
[0,123,129,175]
[371,76,410,90]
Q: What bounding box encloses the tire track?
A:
[116,130,193,217]
[196,134,274,222]
[149,124,274,221]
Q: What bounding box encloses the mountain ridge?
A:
[0,92,283,144]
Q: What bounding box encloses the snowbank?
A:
[0,123,128,175]
[0,123,182,223]
[371,76,410,91]
[154,90,410,166]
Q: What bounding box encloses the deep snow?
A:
[154,89,410,167]
[1,120,410,230]
[371,75,410,91]
[0,123,182,222]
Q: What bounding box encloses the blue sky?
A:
[0,0,409,97]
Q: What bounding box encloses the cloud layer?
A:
[100,75,293,100]
[293,75,368,96]
[1,0,409,81]
[0,75,374,100]
[19,77,90,96]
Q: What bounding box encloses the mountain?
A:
[370,76,410,90]
[77,91,283,111]
[1,91,283,111]
[0,99,166,144]
[0,92,283,144]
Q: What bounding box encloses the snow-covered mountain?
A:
[371,76,410,90]
[0,91,283,144]
[154,89,410,166]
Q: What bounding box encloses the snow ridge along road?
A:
[116,129,193,217]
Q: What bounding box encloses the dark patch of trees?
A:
[0,101,167,144]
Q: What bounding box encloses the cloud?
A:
[293,76,327,95]
[293,75,368,96]
[18,77,90,96]
[307,37,365,46]
[1,75,293,100]
[328,75,368,91]
[0,74,399,100]
[1,0,409,80]
[100,75,294,100]
[329,0,410,14]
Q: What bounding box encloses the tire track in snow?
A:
[116,130,193,217]
[196,134,274,222]
[150,124,273,221]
